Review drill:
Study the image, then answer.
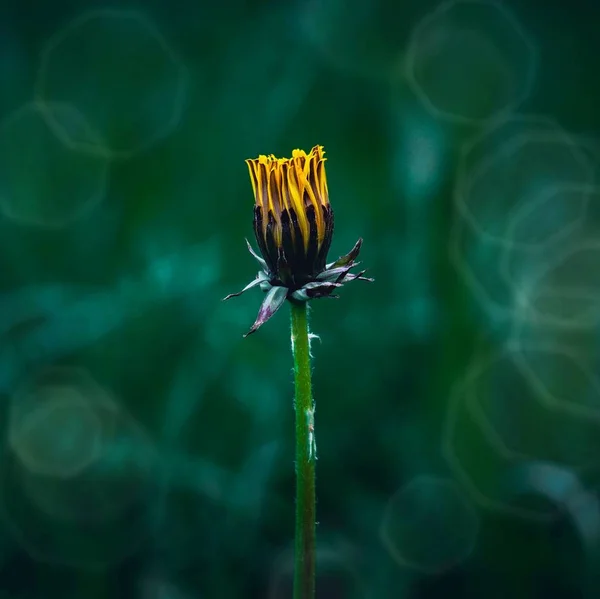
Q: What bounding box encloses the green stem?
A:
[290,301,316,599]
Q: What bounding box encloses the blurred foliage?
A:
[0,0,599,598]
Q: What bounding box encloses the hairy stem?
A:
[290,301,316,599]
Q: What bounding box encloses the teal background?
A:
[0,0,599,597]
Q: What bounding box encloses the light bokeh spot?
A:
[451,115,597,331]
[450,214,537,325]
[406,0,536,123]
[456,117,594,248]
[464,348,600,469]
[36,9,188,159]
[515,233,600,329]
[9,392,103,479]
[443,337,600,522]
[443,367,563,520]
[1,367,164,567]
[501,462,600,545]
[380,475,479,574]
[512,342,600,419]
[0,102,109,227]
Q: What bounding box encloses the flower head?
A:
[224,145,372,336]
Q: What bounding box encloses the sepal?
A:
[222,272,268,301]
[244,285,288,337]
[326,238,363,269]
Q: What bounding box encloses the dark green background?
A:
[0,0,599,597]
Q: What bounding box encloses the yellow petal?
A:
[246,145,331,253]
